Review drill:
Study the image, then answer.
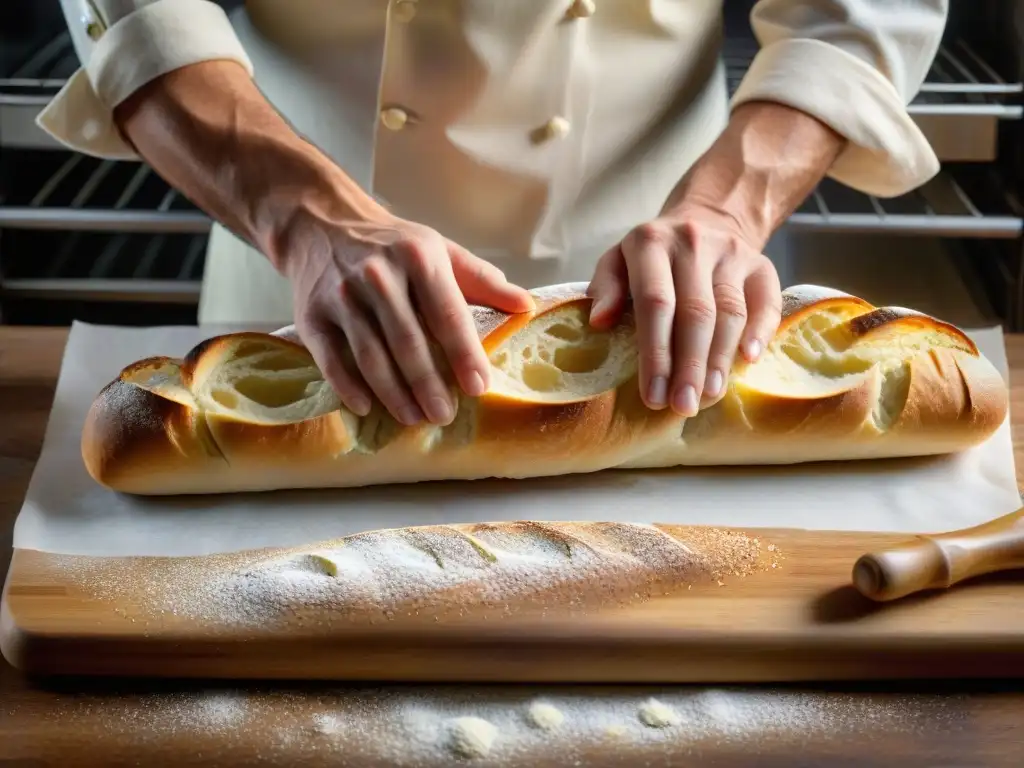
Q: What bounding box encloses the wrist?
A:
[662,101,844,245]
[251,144,392,274]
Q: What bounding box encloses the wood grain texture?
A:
[4,328,1024,765]
[6,521,1024,683]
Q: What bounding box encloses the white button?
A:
[380,107,410,131]
[82,9,104,40]
[392,0,417,23]
[566,0,596,19]
[534,116,571,144]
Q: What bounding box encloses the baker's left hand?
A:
[587,206,782,416]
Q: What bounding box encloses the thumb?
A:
[449,243,535,313]
[587,246,628,329]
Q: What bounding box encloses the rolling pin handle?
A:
[852,540,952,602]
[852,507,1024,603]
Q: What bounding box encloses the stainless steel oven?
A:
[1,0,1021,327]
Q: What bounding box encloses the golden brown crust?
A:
[850,308,978,354]
[80,283,1010,495]
[81,380,225,493]
[778,286,872,330]
[473,283,590,353]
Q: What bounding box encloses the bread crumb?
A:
[447,716,498,758]
[638,698,680,728]
[526,701,564,731]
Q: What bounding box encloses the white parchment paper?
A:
[12,321,1021,557]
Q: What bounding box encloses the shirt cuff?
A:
[36,0,253,159]
[731,37,940,198]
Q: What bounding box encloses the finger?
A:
[623,227,676,410]
[335,280,425,426]
[670,251,716,417]
[587,246,629,329]
[360,256,456,426]
[703,261,749,405]
[741,262,783,362]
[410,249,492,399]
[300,318,373,417]
[449,244,534,313]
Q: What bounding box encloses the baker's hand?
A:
[286,213,534,426]
[587,206,782,416]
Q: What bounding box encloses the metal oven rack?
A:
[0,27,1022,325]
[0,150,209,306]
[726,37,1024,163]
[0,32,77,150]
[725,30,1024,328]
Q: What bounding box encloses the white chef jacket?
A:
[41,0,946,324]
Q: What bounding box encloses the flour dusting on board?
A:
[300,687,956,765]
[56,522,779,627]
[38,685,964,764]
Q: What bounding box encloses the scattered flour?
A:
[446,716,499,758]
[163,690,248,734]
[637,698,680,728]
[604,724,627,740]
[37,686,964,765]
[311,711,345,735]
[526,700,565,731]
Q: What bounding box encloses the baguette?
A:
[65,521,776,625]
[81,283,1008,495]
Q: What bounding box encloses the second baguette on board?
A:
[81,283,1008,495]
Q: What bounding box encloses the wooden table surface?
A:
[5,327,1024,767]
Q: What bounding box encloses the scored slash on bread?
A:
[81,283,1008,496]
[216,520,772,623]
[62,521,775,627]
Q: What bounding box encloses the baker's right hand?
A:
[285,213,535,426]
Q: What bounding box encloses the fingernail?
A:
[464,370,486,398]
[673,384,699,417]
[398,404,424,426]
[350,396,371,416]
[704,369,724,399]
[426,396,454,425]
[648,376,668,408]
[743,339,763,361]
[589,297,611,323]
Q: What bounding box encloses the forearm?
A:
[664,101,845,245]
[113,60,387,271]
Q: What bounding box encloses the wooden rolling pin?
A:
[852,506,1024,602]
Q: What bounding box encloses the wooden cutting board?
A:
[5,521,1024,684]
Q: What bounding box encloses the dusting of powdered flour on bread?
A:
[56,522,779,628]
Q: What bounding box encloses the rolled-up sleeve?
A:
[732,0,948,197]
[38,0,254,159]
